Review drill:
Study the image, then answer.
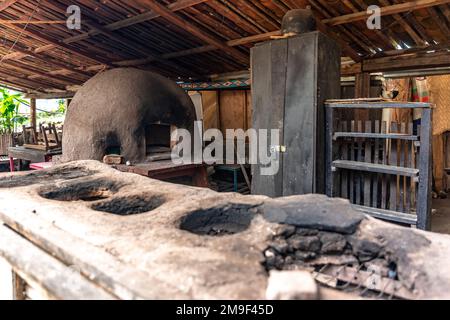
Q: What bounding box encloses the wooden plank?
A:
[30,98,36,134]
[142,1,248,64]
[333,132,418,141]
[363,50,450,73]
[355,121,363,205]
[353,205,417,225]
[0,225,115,300]
[399,123,406,213]
[381,121,388,209]
[417,108,433,230]
[316,32,342,193]
[65,0,209,43]
[0,0,18,11]
[12,272,26,300]
[332,160,419,177]
[378,0,426,46]
[251,39,287,197]
[389,122,399,211]
[326,102,432,109]
[283,32,332,196]
[322,0,450,26]
[364,121,372,206]
[373,120,380,208]
[340,121,349,199]
[8,147,48,163]
[405,123,413,214]
[283,33,317,196]
[325,103,334,197]
[349,121,356,204]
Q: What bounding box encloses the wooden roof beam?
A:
[0,69,66,91]
[0,77,36,92]
[63,0,210,44]
[141,0,249,65]
[0,39,92,78]
[0,0,18,12]
[323,0,450,26]
[363,49,450,72]
[5,24,114,67]
[378,0,425,46]
[4,60,84,85]
[427,6,450,40]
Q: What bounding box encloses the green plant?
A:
[0,88,29,134]
[36,99,66,122]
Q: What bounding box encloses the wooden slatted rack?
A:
[325,99,433,230]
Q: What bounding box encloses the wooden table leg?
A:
[9,157,14,173]
[193,166,209,188]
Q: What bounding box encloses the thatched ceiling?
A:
[0,0,449,94]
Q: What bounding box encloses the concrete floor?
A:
[432,198,450,234]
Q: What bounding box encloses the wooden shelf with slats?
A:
[325,99,433,230]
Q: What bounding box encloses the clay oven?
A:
[62,68,197,163]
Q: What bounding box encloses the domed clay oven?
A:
[62,68,196,163]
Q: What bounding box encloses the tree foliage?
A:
[0,89,29,134]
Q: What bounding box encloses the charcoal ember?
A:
[288,235,321,253]
[284,255,294,265]
[320,232,347,254]
[270,239,290,254]
[274,255,285,269]
[275,225,296,238]
[295,228,319,236]
[294,251,316,261]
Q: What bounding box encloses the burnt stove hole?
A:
[179,204,257,236]
[91,195,166,215]
[39,179,121,202]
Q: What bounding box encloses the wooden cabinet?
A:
[251,31,341,197]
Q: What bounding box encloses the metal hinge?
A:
[270,145,287,153]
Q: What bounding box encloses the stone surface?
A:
[288,235,321,253]
[348,236,383,262]
[295,228,319,236]
[262,195,365,234]
[1,161,450,299]
[294,251,317,261]
[269,239,290,255]
[320,232,347,254]
[275,225,296,238]
[266,271,319,300]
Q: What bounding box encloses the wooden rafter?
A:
[378,0,425,46]
[363,50,450,72]
[0,0,18,12]
[5,60,83,85]
[5,24,113,67]
[0,39,91,78]
[323,0,450,26]
[1,0,450,92]
[141,0,249,65]
[427,6,450,40]
[7,0,210,59]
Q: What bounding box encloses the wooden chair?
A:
[22,126,38,145]
[23,123,62,151]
